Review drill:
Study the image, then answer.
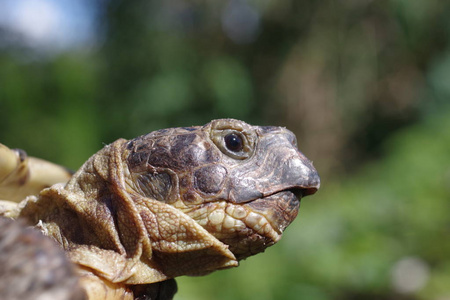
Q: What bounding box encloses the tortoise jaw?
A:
[188,181,318,259]
[217,190,300,260]
[238,184,317,239]
[247,190,300,235]
[183,189,301,260]
[250,184,318,237]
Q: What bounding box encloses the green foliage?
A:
[0,55,101,169]
[202,56,254,118]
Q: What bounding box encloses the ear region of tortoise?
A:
[126,119,320,261]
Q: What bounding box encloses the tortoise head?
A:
[16,118,320,284]
[125,119,320,260]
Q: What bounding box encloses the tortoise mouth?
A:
[240,185,315,236]
[266,186,318,199]
[183,187,308,260]
[188,189,300,260]
[220,190,300,260]
[247,189,300,234]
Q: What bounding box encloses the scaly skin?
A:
[0,119,320,299]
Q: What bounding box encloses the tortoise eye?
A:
[210,128,255,160]
[224,133,244,152]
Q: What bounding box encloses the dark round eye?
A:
[224,133,244,152]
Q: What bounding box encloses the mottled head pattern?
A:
[125,119,320,259]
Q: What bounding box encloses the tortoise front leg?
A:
[0,143,73,202]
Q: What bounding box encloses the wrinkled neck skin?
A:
[18,139,237,286]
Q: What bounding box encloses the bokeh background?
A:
[1,0,449,299]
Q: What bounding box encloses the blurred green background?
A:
[1,0,449,299]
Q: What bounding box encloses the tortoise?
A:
[0,119,320,299]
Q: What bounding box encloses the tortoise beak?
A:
[259,146,320,199]
[281,151,320,197]
[228,127,320,203]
